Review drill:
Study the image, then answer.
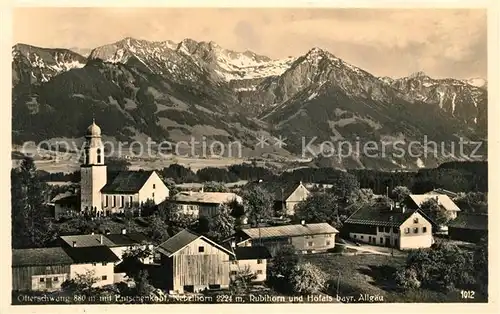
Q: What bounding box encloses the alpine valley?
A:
[12,37,487,170]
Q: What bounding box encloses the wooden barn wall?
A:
[172,238,230,291]
[12,265,71,291]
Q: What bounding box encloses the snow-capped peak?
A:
[464,77,487,88]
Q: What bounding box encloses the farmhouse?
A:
[247,181,311,216]
[235,222,339,256]
[167,191,242,218]
[406,194,461,220]
[448,213,488,243]
[12,247,73,291]
[156,229,235,294]
[230,246,272,282]
[344,203,435,250]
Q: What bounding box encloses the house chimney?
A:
[390,204,394,211]
[100,235,103,244]
[72,241,77,247]
[121,228,127,235]
[231,241,236,248]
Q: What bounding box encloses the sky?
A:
[13,7,487,79]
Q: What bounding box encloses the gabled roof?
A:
[246,181,307,202]
[12,247,73,267]
[448,213,488,231]
[105,232,151,247]
[408,194,461,212]
[425,188,459,198]
[62,246,120,264]
[233,246,272,260]
[53,194,78,205]
[345,205,429,227]
[241,223,338,239]
[171,192,242,205]
[157,229,234,257]
[60,234,115,247]
[101,170,155,194]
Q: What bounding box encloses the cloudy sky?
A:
[13,7,487,79]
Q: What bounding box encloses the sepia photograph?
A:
[7,2,493,307]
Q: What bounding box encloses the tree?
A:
[121,246,154,279]
[61,270,99,296]
[230,265,257,295]
[391,186,411,203]
[203,181,229,193]
[351,188,375,204]
[453,192,488,214]
[147,215,171,244]
[395,267,421,290]
[11,157,52,248]
[136,270,155,299]
[268,245,301,282]
[289,262,327,295]
[163,178,179,196]
[294,193,340,227]
[205,204,236,242]
[474,237,488,296]
[420,198,451,226]
[241,185,274,225]
[329,172,360,204]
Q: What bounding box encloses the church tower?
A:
[80,119,107,214]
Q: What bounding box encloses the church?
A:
[53,120,169,218]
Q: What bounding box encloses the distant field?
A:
[175,180,249,189]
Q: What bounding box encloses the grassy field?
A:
[303,253,483,303]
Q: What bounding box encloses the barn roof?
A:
[171,192,242,205]
[12,247,73,267]
[60,234,114,247]
[101,170,155,194]
[448,213,488,231]
[344,205,418,227]
[409,194,461,212]
[157,229,234,257]
[105,232,151,246]
[233,246,272,260]
[246,181,306,201]
[62,246,120,264]
[241,223,338,239]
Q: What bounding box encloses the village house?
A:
[166,191,242,218]
[247,181,311,216]
[156,229,234,294]
[235,222,339,256]
[344,203,436,250]
[229,246,271,283]
[424,188,459,199]
[448,213,488,243]
[12,247,73,291]
[55,120,170,217]
[51,192,79,219]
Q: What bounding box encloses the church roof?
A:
[101,171,154,194]
[86,119,101,137]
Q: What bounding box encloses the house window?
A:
[152,193,155,199]
[414,218,419,224]
[97,148,102,163]
[405,228,410,234]
[326,241,331,246]
[153,184,156,189]
[129,196,133,208]
[413,228,418,234]
[102,262,107,266]
[198,246,204,253]
[92,263,97,266]
[113,196,116,207]
[232,261,238,265]
[308,242,313,247]
[422,227,427,233]
[380,238,383,244]
[101,275,107,280]
[384,227,390,233]
[257,259,263,264]
[84,149,89,164]
[105,196,108,207]
[256,270,263,275]
[360,235,364,239]
[368,236,371,242]
[353,235,357,239]
[378,226,383,232]
[120,196,124,208]
[40,278,45,283]
[53,277,59,282]
[230,271,237,275]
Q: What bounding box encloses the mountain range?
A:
[11,37,487,170]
